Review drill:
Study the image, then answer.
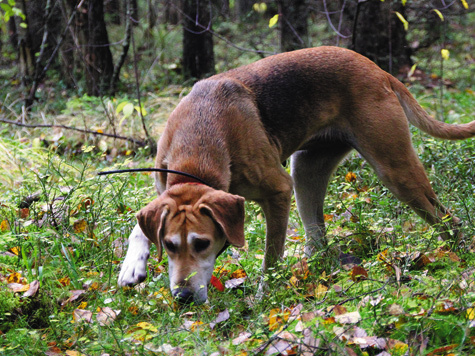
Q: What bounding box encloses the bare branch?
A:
[0,117,146,146]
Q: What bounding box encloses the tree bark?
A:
[350,0,412,74]
[80,0,114,96]
[182,0,215,80]
[278,0,308,52]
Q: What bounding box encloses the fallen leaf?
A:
[0,219,10,231]
[72,309,93,323]
[22,280,39,298]
[345,172,357,182]
[210,309,230,329]
[58,276,71,287]
[61,289,86,306]
[350,265,368,281]
[225,277,246,289]
[332,305,347,316]
[291,259,309,279]
[136,322,158,332]
[19,207,30,219]
[8,282,30,293]
[388,303,404,316]
[230,269,247,279]
[232,332,252,345]
[73,219,87,233]
[335,311,361,324]
[8,246,20,256]
[96,307,121,326]
[7,272,22,284]
[210,275,225,291]
[315,284,328,299]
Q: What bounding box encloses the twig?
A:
[0,117,145,146]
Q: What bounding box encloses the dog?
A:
[118,46,475,304]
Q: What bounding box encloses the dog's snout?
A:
[172,287,195,304]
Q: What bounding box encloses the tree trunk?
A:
[350,0,412,74]
[80,0,114,96]
[278,0,308,52]
[182,0,215,80]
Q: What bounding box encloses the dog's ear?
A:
[198,191,245,247]
[136,199,171,262]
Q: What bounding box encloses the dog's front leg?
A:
[118,224,151,287]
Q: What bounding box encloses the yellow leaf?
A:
[268,308,282,331]
[460,0,468,9]
[394,11,409,31]
[73,219,87,233]
[7,272,22,284]
[441,49,450,60]
[96,129,104,134]
[190,321,204,331]
[253,2,267,13]
[0,219,10,232]
[345,171,356,183]
[9,246,20,256]
[78,301,88,309]
[467,308,475,320]
[136,322,158,332]
[432,9,444,21]
[408,63,417,77]
[269,14,279,28]
[401,0,407,5]
[58,276,71,287]
[315,284,328,299]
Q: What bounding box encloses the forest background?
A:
[0,1,475,355]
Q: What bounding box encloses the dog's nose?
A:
[173,288,194,304]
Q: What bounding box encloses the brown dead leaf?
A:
[388,303,404,316]
[291,259,309,280]
[335,311,361,324]
[8,283,30,293]
[345,172,357,182]
[23,280,39,298]
[232,332,252,345]
[333,305,348,316]
[96,307,121,326]
[72,309,93,323]
[61,289,86,306]
[73,219,87,233]
[350,265,368,281]
[210,309,230,329]
[19,207,30,219]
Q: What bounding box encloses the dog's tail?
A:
[390,76,475,140]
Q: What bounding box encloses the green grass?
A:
[0,89,474,354]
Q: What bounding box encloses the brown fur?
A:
[121,46,474,304]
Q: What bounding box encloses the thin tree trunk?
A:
[182,0,215,80]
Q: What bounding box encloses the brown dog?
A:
[118,46,475,304]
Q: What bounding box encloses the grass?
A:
[0,92,474,354]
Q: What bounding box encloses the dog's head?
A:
[137,184,245,304]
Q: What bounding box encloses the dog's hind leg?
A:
[353,105,460,240]
[291,145,352,258]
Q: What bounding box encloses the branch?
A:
[0,118,146,146]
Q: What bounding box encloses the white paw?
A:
[117,225,151,287]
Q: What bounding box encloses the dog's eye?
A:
[193,239,210,253]
[164,241,177,253]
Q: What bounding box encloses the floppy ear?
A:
[136,199,171,262]
[198,191,246,247]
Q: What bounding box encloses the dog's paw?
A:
[118,253,149,287]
